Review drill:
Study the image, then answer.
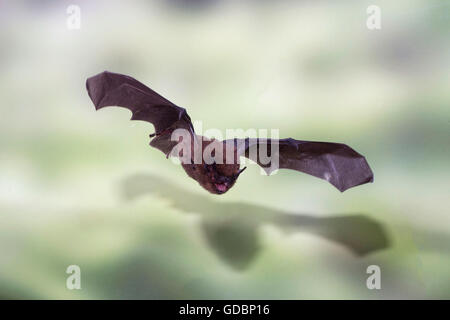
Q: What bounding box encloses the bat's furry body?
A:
[86,71,373,194]
[180,137,241,194]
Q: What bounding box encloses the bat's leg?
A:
[149,129,175,159]
[149,128,173,138]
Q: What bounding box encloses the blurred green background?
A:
[0,0,449,299]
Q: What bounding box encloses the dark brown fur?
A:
[181,137,241,194]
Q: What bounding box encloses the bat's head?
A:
[181,141,247,194]
[202,163,247,195]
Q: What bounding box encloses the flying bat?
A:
[86,71,373,195]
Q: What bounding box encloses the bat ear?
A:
[235,166,247,178]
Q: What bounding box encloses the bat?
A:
[86,71,373,194]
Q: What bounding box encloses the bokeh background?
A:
[0,0,449,299]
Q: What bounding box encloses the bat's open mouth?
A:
[214,183,228,193]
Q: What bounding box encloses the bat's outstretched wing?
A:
[229,138,373,192]
[86,71,195,156]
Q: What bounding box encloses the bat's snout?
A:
[215,183,228,193]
